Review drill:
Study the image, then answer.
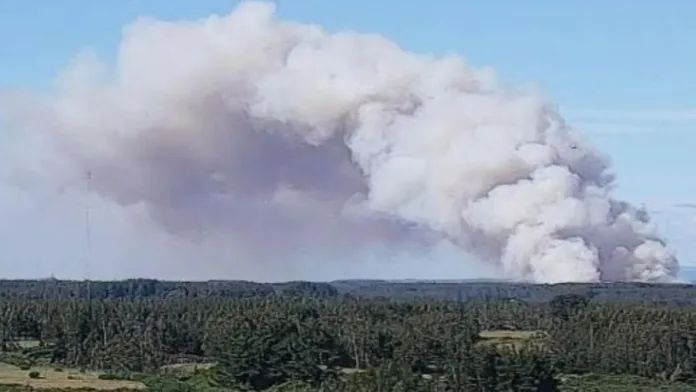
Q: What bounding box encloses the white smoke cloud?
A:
[0,1,679,283]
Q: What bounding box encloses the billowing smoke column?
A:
[2,1,679,283]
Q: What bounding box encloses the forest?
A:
[0,279,696,391]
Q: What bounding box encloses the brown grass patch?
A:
[159,362,217,374]
[477,330,549,351]
[14,340,43,349]
[0,362,145,390]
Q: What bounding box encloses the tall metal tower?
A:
[83,170,92,301]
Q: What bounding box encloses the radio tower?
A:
[83,170,92,302]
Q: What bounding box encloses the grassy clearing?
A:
[159,362,217,374]
[0,362,145,390]
[477,330,549,351]
[14,340,43,349]
[478,330,543,340]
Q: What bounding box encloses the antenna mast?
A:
[84,170,92,301]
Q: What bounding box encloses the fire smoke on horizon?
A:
[0,1,679,283]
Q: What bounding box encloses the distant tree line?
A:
[3,278,696,304]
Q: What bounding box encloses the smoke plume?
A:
[1,1,679,283]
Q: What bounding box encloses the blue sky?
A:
[0,0,695,278]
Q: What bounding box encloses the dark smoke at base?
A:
[0,1,678,283]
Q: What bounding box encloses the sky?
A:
[0,0,694,280]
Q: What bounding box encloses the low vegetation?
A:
[0,362,145,390]
[560,374,696,391]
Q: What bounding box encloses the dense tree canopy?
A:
[0,279,695,391]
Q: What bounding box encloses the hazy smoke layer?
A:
[1,1,678,283]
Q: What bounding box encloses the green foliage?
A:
[1,279,696,390]
[560,374,696,391]
[214,314,333,390]
[97,373,125,380]
[550,294,591,321]
[144,375,197,392]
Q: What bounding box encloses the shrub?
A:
[28,371,40,379]
[98,373,124,380]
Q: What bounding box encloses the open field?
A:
[0,362,145,390]
[14,341,43,349]
[477,329,549,351]
[159,362,217,374]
